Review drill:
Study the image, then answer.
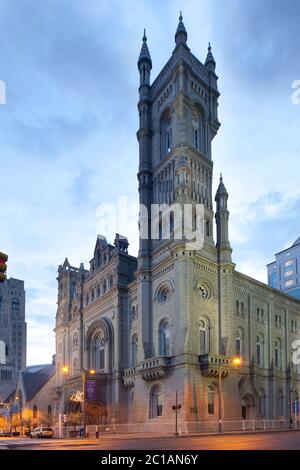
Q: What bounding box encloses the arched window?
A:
[91,329,106,371]
[103,280,107,294]
[256,334,264,367]
[169,212,174,235]
[0,340,6,365]
[149,384,163,418]
[192,107,205,154]
[235,329,244,358]
[71,282,77,299]
[158,212,162,240]
[109,276,114,289]
[241,302,245,316]
[72,333,79,348]
[236,301,240,315]
[257,308,260,322]
[33,404,38,419]
[97,285,101,298]
[131,335,138,367]
[160,109,172,158]
[258,389,266,417]
[199,318,210,355]
[47,405,52,424]
[159,319,171,356]
[131,305,138,320]
[72,357,78,374]
[275,339,282,369]
[205,220,210,237]
[87,321,113,374]
[277,389,284,417]
[207,385,215,415]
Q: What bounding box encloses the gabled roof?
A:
[292,237,300,248]
[21,364,55,401]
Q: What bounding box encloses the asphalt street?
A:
[1,430,300,450]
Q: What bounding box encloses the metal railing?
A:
[51,418,300,437]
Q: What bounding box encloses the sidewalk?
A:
[59,427,300,440]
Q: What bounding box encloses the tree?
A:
[11,413,21,432]
[67,412,82,430]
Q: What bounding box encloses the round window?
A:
[198,285,210,300]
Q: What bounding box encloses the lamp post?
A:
[62,366,95,437]
[218,357,241,433]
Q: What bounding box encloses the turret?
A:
[138,29,152,87]
[137,30,153,269]
[205,42,216,73]
[215,174,232,263]
[175,11,187,47]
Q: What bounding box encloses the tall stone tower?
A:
[132,13,235,427]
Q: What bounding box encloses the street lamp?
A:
[62,366,96,437]
[218,356,242,433]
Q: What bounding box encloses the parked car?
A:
[0,431,12,437]
[30,427,54,439]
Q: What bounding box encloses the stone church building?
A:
[54,15,300,432]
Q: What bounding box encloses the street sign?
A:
[172,404,181,410]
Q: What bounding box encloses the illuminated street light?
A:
[232,357,242,366]
[218,356,242,433]
[61,366,97,437]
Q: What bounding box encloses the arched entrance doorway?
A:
[241,394,256,420]
[66,393,83,427]
[86,402,107,425]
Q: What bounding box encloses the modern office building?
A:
[267,237,300,300]
[0,278,26,402]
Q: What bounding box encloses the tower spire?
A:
[215,174,232,263]
[175,11,187,46]
[138,29,152,68]
[205,42,216,72]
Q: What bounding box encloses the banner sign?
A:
[85,380,96,401]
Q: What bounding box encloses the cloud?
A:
[1,0,299,363]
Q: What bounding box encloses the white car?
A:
[30,427,54,439]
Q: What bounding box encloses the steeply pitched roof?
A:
[21,364,55,401]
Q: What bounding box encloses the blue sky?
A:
[0,0,299,364]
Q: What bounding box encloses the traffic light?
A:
[0,252,8,283]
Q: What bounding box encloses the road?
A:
[1,431,300,450]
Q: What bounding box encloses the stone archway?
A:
[241,394,256,420]
[86,402,107,425]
